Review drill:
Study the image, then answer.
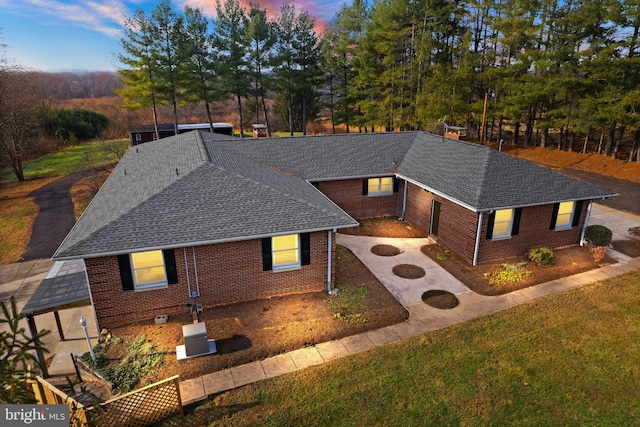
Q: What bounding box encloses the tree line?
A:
[118,0,322,138]
[324,0,640,161]
[120,0,640,161]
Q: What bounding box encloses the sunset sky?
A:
[0,0,343,72]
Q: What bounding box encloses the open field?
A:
[0,140,126,182]
[160,271,640,426]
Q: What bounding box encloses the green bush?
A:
[584,225,613,247]
[529,247,554,266]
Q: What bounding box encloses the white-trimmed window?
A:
[135,133,141,143]
[272,234,300,270]
[367,177,394,196]
[492,208,514,239]
[130,250,167,289]
[554,201,575,230]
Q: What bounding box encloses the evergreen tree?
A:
[184,6,222,132]
[247,3,276,136]
[213,0,250,137]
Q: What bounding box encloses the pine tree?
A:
[213,0,250,137]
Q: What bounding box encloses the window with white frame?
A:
[135,133,141,143]
[272,234,300,270]
[554,201,575,230]
[367,177,394,196]
[130,250,167,288]
[492,208,514,239]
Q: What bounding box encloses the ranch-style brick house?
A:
[53,131,616,328]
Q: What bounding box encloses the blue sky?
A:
[0,0,343,72]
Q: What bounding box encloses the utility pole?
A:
[480,92,489,145]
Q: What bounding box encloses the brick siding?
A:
[477,202,588,264]
[316,178,403,220]
[86,231,334,329]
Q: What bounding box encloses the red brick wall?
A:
[477,202,588,264]
[85,231,334,328]
[317,179,403,219]
[403,182,478,262]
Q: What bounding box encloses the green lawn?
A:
[0,139,128,182]
[161,271,640,426]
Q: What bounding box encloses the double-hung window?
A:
[367,177,394,196]
[491,208,514,239]
[554,201,575,230]
[130,250,167,289]
[272,234,300,270]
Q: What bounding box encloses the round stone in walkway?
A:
[392,264,425,279]
[371,244,402,256]
[422,290,459,309]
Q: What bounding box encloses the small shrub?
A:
[590,246,607,263]
[437,249,451,261]
[528,247,554,266]
[485,263,532,286]
[584,225,612,247]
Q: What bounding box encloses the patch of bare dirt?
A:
[392,264,426,279]
[420,244,616,296]
[104,246,408,383]
[422,290,459,309]
[341,216,427,238]
[371,244,402,256]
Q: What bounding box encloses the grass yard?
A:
[160,271,640,426]
[0,140,127,182]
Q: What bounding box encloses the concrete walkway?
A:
[178,236,640,405]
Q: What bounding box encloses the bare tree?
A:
[0,52,45,181]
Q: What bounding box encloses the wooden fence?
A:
[27,375,183,427]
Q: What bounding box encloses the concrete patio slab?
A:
[289,347,324,369]
[202,369,235,396]
[230,361,265,387]
[315,340,350,362]
[261,353,297,378]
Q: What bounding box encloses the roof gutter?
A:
[475,194,618,213]
[396,173,478,212]
[53,223,359,261]
[473,212,483,266]
[580,200,593,246]
[308,173,396,182]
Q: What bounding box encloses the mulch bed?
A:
[422,290,459,309]
[392,264,426,279]
[341,216,427,238]
[104,246,408,383]
[371,244,402,256]
[420,243,617,296]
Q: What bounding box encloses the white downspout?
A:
[473,212,483,266]
[327,230,333,292]
[183,248,191,297]
[401,179,408,220]
[192,247,200,297]
[580,200,593,246]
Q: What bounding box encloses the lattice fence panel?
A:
[91,376,182,427]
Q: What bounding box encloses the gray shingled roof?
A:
[207,131,616,211]
[54,132,357,259]
[203,132,415,179]
[54,130,616,260]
